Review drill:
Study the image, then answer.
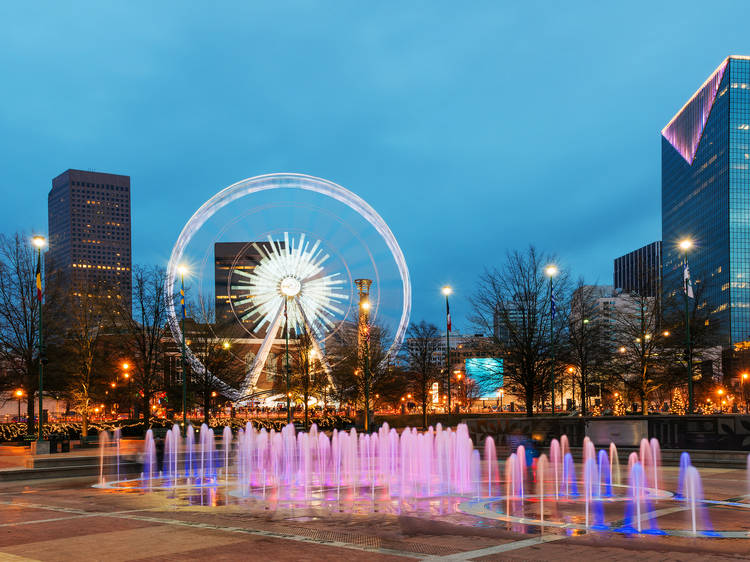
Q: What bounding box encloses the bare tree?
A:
[609,291,670,414]
[328,321,400,416]
[402,321,441,429]
[62,285,110,436]
[111,265,168,421]
[471,246,566,416]
[563,281,611,415]
[187,305,244,425]
[0,234,46,434]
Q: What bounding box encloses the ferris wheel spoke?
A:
[240,303,285,398]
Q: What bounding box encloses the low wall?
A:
[462,414,750,451]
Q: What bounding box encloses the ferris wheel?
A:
[165,173,411,403]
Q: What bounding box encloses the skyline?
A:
[3,2,750,330]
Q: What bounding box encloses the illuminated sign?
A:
[465,358,503,398]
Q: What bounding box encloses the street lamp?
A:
[544,264,558,413]
[441,286,453,415]
[14,389,23,421]
[743,373,749,413]
[717,388,725,413]
[32,235,46,441]
[178,265,189,431]
[679,239,694,413]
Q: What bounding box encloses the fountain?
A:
[94,423,750,540]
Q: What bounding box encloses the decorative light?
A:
[679,239,693,251]
[177,265,188,276]
[122,362,129,370]
[662,59,728,165]
[544,265,558,277]
[222,341,230,349]
[14,389,23,398]
[31,235,46,248]
[663,331,670,337]
[232,233,347,339]
[441,286,453,296]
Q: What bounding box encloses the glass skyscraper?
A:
[662,56,750,346]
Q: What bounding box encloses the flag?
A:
[180,286,185,319]
[446,297,452,332]
[35,258,42,302]
[683,263,694,299]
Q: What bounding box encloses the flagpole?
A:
[442,287,453,415]
[33,238,45,442]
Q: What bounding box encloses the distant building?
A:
[47,169,132,308]
[614,241,661,298]
[214,241,280,329]
[662,55,750,347]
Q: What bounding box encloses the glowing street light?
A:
[544,264,558,413]
[680,239,695,412]
[14,389,23,421]
[31,235,46,442]
[178,265,188,432]
[441,285,453,414]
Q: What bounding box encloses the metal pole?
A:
[685,250,693,414]
[37,247,44,441]
[445,294,451,414]
[363,319,370,432]
[285,298,291,425]
[549,277,555,414]
[181,272,187,431]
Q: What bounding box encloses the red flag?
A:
[446,298,451,332]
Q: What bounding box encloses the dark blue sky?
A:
[2,2,749,330]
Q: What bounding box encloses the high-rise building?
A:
[48,169,131,308]
[614,241,662,298]
[662,56,750,347]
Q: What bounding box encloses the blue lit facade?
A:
[662,56,750,346]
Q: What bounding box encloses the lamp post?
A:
[743,373,749,413]
[178,266,188,431]
[32,235,45,441]
[717,388,725,413]
[680,239,694,413]
[122,362,131,419]
[441,286,453,414]
[544,264,558,414]
[15,389,23,421]
[355,279,373,431]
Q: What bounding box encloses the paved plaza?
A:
[0,464,749,561]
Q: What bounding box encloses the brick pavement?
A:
[0,468,748,561]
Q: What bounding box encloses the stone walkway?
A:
[0,468,748,561]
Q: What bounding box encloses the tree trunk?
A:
[82,413,89,438]
[203,392,210,425]
[421,397,427,430]
[524,387,534,417]
[142,394,151,425]
[304,390,309,429]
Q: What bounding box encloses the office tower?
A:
[614,241,662,298]
[48,169,131,308]
[662,56,750,346]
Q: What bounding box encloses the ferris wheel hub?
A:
[279,276,301,297]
